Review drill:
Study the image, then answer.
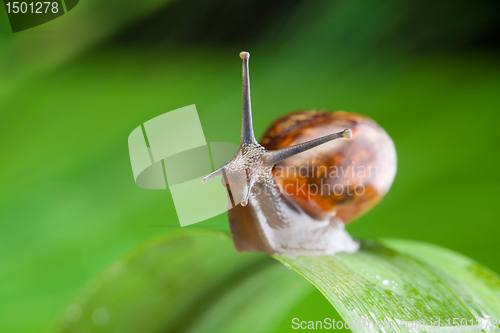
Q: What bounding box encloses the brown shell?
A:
[260,110,397,223]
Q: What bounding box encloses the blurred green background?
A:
[1,0,500,332]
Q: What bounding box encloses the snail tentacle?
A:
[241,177,254,207]
[201,165,225,183]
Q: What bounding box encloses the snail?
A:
[202,52,397,255]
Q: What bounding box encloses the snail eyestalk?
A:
[240,51,257,146]
[263,129,352,166]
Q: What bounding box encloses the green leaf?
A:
[276,239,500,332]
[54,229,500,333]
[53,229,313,333]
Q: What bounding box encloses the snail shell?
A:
[261,110,396,223]
[202,52,397,255]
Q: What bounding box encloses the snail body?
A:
[203,52,396,255]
